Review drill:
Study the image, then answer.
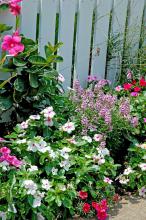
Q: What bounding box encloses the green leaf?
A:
[29,56,47,65]
[62,198,72,208]
[13,57,27,67]
[55,56,63,63]
[0,96,13,111]
[14,78,26,92]
[0,23,12,33]
[29,73,39,88]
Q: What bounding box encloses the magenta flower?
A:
[0,147,11,155]
[9,2,21,16]
[1,30,24,56]
[144,118,146,123]
[131,92,138,97]
[0,137,5,142]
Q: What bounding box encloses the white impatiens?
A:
[139,163,146,171]
[27,136,49,153]
[123,167,134,175]
[61,122,75,134]
[23,180,38,195]
[41,106,55,126]
[42,179,52,191]
[28,165,38,172]
[139,187,146,198]
[82,136,92,143]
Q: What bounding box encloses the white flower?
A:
[104,177,113,184]
[59,160,71,171]
[92,165,99,171]
[28,165,38,172]
[42,179,52,190]
[41,107,55,119]
[61,122,75,134]
[98,158,105,165]
[0,161,9,171]
[29,115,40,120]
[20,121,29,129]
[82,136,92,143]
[139,163,146,171]
[98,148,109,156]
[27,137,48,153]
[23,180,38,195]
[93,134,103,142]
[0,212,6,220]
[49,149,57,159]
[58,73,65,83]
[139,187,146,197]
[52,167,58,175]
[33,192,45,208]
[59,147,71,159]
[119,177,129,185]
[60,185,66,191]
[123,167,134,175]
[16,139,27,144]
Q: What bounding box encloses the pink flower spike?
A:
[0,147,11,155]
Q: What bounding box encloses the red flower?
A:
[134,87,141,92]
[79,191,88,199]
[132,80,137,85]
[100,199,108,211]
[83,203,90,213]
[97,209,108,220]
[140,78,146,87]
[92,201,99,210]
[123,83,133,91]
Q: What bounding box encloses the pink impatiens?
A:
[0,146,22,168]
[1,30,24,56]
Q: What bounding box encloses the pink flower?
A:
[115,86,122,92]
[123,83,133,91]
[9,155,22,167]
[10,0,22,3]
[1,31,24,56]
[93,134,103,142]
[83,203,90,213]
[144,118,146,123]
[97,209,108,220]
[127,70,133,80]
[104,177,113,184]
[9,3,21,15]
[131,92,138,97]
[0,147,11,155]
[44,117,53,127]
[79,191,88,200]
[87,75,97,82]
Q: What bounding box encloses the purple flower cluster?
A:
[119,98,131,120]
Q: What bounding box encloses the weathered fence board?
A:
[0,0,145,87]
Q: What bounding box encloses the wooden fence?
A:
[0,0,145,88]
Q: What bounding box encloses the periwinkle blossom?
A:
[42,179,52,190]
[23,180,38,195]
[33,192,45,208]
[61,122,75,134]
[104,177,113,184]
[139,163,146,171]
[139,187,146,198]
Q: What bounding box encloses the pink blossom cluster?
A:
[0,0,22,16]
[1,30,24,56]
[0,147,22,168]
[92,199,108,220]
[71,80,117,135]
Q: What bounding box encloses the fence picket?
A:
[75,0,95,87]
[21,0,38,40]
[91,0,113,80]
[39,0,59,55]
[58,0,77,89]
[106,0,129,83]
[126,0,145,56]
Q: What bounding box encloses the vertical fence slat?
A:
[58,0,77,89]
[39,0,58,55]
[75,0,95,87]
[106,0,129,83]
[91,0,113,79]
[126,0,145,56]
[21,0,38,40]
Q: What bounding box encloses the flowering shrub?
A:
[0,106,118,219]
[115,74,146,139]
[0,34,64,135]
[69,79,133,163]
[118,142,146,197]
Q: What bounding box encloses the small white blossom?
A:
[139,187,146,198]
[0,212,6,220]
[61,122,75,134]
[16,139,27,144]
[139,163,146,171]
[98,158,105,165]
[59,160,71,171]
[28,165,38,172]
[123,167,134,175]
[29,115,40,120]
[52,167,58,175]
[20,121,29,129]
[119,177,129,185]
[42,179,52,190]
[33,192,45,208]
[23,180,38,195]
[98,148,109,156]
[41,107,55,119]
[44,117,54,127]
[82,136,92,143]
